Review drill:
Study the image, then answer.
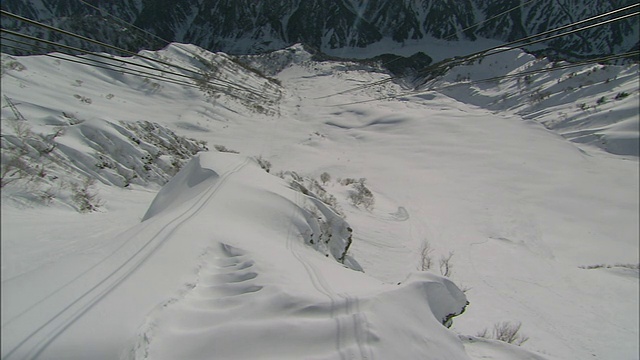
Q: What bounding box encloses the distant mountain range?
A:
[1,0,638,60]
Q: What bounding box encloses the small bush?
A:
[0,155,29,187]
[614,91,630,100]
[579,263,639,270]
[477,321,529,346]
[71,177,103,213]
[439,251,454,277]
[37,187,57,205]
[320,172,331,185]
[339,177,358,186]
[214,144,239,154]
[255,156,272,173]
[73,94,92,104]
[348,178,374,210]
[419,241,434,271]
[530,88,551,103]
[285,172,343,216]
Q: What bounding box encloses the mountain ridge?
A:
[1,0,638,60]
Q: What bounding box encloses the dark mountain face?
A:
[1,0,638,59]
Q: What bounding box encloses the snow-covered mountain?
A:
[1,44,640,360]
[1,42,638,359]
[2,0,639,59]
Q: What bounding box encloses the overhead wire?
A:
[73,0,285,95]
[74,0,171,48]
[333,4,638,98]
[71,0,284,92]
[420,3,638,83]
[0,29,222,89]
[0,12,281,357]
[2,3,636,109]
[329,50,639,107]
[1,38,203,90]
[0,29,277,104]
[452,5,640,64]
[72,0,283,180]
[0,10,273,100]
[2,10,141,56]
[316,3,639,99]
[71,0,283,162]
[365,0,540,76]
[442,0,539,41]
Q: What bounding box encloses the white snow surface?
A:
[1,43,638,360]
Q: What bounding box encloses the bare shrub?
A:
[285,172,343,216]
[419,241,434,271]
[347,178,374,210]
[579,263,639,270]
[339,177,358,186]
[309,178,339,210]
[615,91,630,100]
[476,328,489,338]
[439,251,454,277]
[254,156,272,173]
[71,177,103,213]
[38,187,57,205]
[0,154,29,187]
[320,171,331,185]
[214,144,239,153]
[477,321,529,346]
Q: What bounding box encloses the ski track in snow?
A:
[123,159,461,360]
[2,157,249,359]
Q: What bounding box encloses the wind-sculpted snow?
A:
[127,241,469,360]
[142,155,220,221]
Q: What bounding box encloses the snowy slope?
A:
[426,48,640,156]
[1,44,638,360]
[2,151,468,360]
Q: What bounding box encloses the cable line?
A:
[443,0,539,41]
[1,39,202,90]
[0,10,273,100]
[71,0,284,96]
[363,0,541,76]
[1,30,200,82]
[1,10,148,57]
[0,29,274,103]
[458,6,640,64]
[75,0,171,48]
[0,33,270,103]
[317,3,639,99]
[71,0,283,95]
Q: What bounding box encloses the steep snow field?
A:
[1,44,638,360]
